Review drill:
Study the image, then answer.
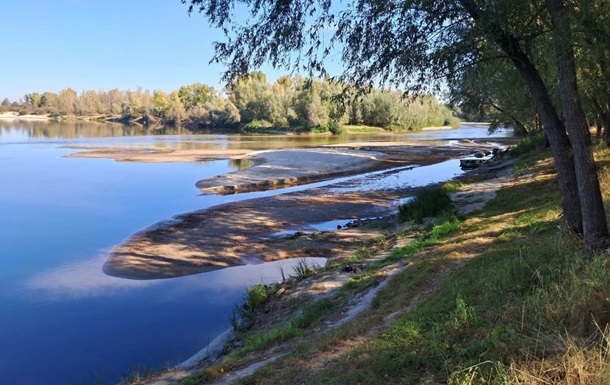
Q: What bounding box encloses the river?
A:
[0,120,510,385]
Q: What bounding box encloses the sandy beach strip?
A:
[0,112,50,120]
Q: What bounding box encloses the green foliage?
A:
[240,119,273,132]
[510,133,545,156]
[398,187,455,223]
[237,283,273,321]
[13,73,458,132]
[244,284,268,312]
[364,218,462,272]
[310,155,610,385]
[444,116,461,128]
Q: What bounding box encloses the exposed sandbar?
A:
[195,148,387,194]
[63,146,251,163]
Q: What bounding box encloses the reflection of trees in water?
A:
[0,121,195,139]
[229,158,254,170]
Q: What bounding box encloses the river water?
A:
[0,120,510,385]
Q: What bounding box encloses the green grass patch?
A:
[181,299,337,385]
[398,187,455,223]
[343,125,386,133]
[367,218,462,271]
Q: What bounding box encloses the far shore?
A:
[0,110,490,134]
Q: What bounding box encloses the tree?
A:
[178,83,216,110]
[24,92,41,108]
[227,71,275,124]
[57,88,78,115]
[182,0,608,247]
[545,0,608,247]
[451,61,541,136]
[151,90,171,120]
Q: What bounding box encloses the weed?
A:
[277,263,287,283]
[292,258,321,279]
[443,180,465,192]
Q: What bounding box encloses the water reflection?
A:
[229,158,254,170]
[0,120,199,141]
[1,121,510,151]
[327,159,464,193]
[25,252,156,301]
[25,252,325,302]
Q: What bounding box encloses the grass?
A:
[243,299,336,351]
[181,299,338,385]
[291,258,322,279]
[301,150,610,385]
[232,145,610,385]
[343,125,386,133]
[397,186,456,223]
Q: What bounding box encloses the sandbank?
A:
[102,139,516,280]
[0,112,50,120]
[63,146,251,163]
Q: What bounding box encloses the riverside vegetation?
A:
[161,137,610,385]
[2,72,459,133]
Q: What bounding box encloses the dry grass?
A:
[506,327,610,385]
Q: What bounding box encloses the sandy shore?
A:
[63,146,251,163]
[0,112,50,120]
[100,138,519,280]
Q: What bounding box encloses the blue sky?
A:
[0,0,298,101]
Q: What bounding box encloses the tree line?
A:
[1,73,459,133]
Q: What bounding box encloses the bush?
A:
[241,120,273,132]
[511,132,545,156]
[398,187,455,223]
[444,116,461,128]
[327,121,344,135]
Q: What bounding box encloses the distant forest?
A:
[1,72,459,133]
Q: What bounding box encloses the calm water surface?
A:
[0,121,510,385]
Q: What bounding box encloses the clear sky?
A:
[0,0,291,101]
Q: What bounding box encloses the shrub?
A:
[398,187,455,223]
[241,120,273,132]
[444,116,461,128]
[327,121,344,135]
[511,132,545,156]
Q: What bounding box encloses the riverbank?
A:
[130,143,610,385]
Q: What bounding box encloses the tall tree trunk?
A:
[495,35,583,233]
[603,100,610,147]
[547,0,609,248]
[459,0,583,234]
